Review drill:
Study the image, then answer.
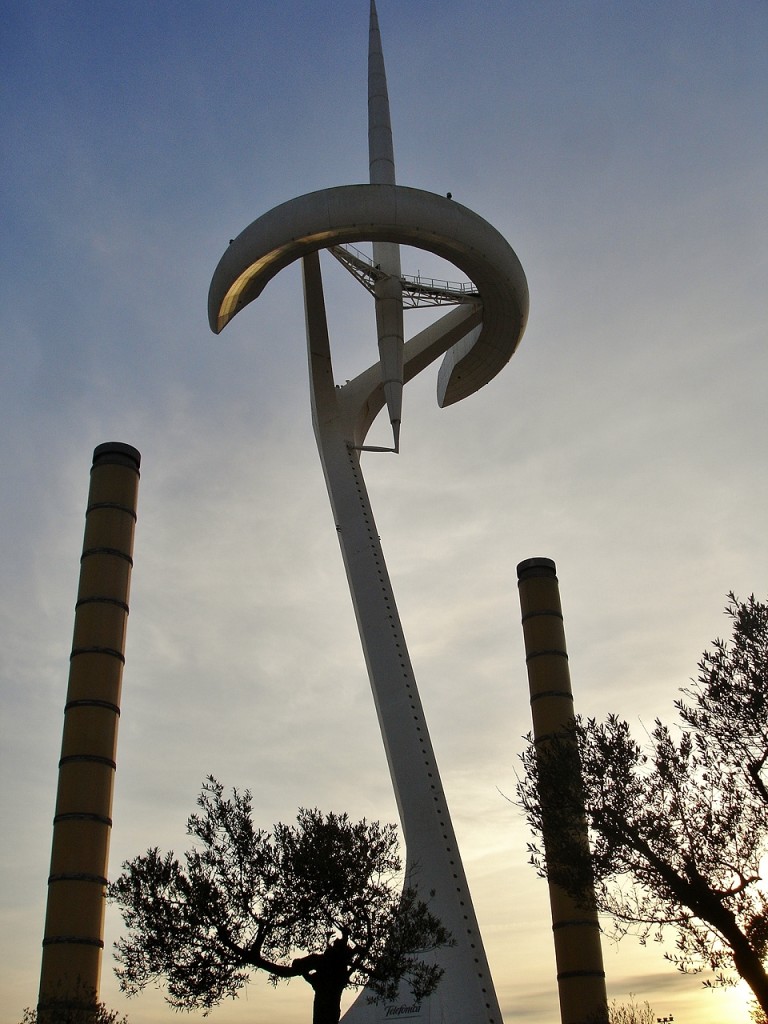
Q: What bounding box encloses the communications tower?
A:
[208,4,529,1020]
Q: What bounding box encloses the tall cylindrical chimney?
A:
[516,557,607,1024]
[38,442,140,1019]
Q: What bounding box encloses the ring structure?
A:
[209,184,529,408]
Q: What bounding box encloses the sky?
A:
[1,1,766,1022]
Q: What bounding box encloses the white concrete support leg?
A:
[303,252,504,1024]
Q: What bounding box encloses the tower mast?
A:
[368,0,404,451]
[208,1,530,1017]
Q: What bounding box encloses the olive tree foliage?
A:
[109,778,452,1024]
[19,997,128,1024]
[607,996,655,1024]
[518,595,768,1015]
[677,594,768,806]
[589,995,655,1024]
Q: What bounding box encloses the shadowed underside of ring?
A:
[208,183,529,409]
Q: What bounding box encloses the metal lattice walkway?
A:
[329,242,479,308]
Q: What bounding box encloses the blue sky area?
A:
[1,3,766,1022]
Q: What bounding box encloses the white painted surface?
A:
[304,250,504,1023]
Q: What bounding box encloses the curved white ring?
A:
[208,184,529,407]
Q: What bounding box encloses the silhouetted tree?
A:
[20,992,128,1024]
[677,594,768,807]
[604,995,655,1024]
[518,595,768,1015]
[586,994,656,1024]
[109,778,451,1024]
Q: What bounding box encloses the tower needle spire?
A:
[368,0,396,188]
[368,0,404,451]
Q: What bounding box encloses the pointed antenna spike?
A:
[368,1,404,451]
[368,0,395,186]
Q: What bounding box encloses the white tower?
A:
[209,4,529,1021]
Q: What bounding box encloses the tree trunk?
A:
[311,981,346,1024]
[293,937,353,1024]
[689,878,768,1016]
[726,923,768,1015]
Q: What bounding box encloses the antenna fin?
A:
[368,1,404,449]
